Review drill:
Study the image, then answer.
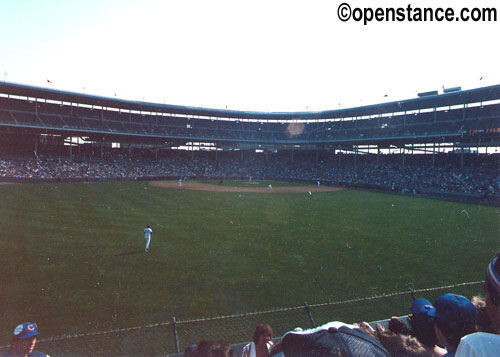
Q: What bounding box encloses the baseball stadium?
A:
[0,80,498,355]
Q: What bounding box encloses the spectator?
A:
[456,253,500,356]
[184,339,233,357]
[275,321,389,356]
[242,323,273,357]
[428,294,477,356]
[408,298,447,356]
[2,322,49,357]
[360,321,431,357]
[469,296,495,334]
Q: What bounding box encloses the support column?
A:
[376,145,379,166]
[432,143,436,166]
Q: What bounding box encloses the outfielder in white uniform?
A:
[144,224,152,252]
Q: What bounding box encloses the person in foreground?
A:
[242,323,273,357]
[428,294,477,357]
[456,253,500,356]
[270,321,390,356]
[1,323,49,357]
[184,339,233,357]
[360,320,435,357]
[407,298,447,356]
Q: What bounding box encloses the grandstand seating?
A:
[1,84,499,147]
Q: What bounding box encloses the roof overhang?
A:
[0,81,499,121]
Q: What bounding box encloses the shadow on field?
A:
[114,250,145,257]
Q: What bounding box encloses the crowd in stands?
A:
[0,152,498,198]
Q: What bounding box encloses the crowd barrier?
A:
[0,281,482,356]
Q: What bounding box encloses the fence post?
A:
[408,288,416,300]
[172,317,180,353]
[304,302,316,328]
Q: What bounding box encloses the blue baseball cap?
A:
[411,298,434,315]
[410,298,439,347]
[12,323,39,340]
[427,294,477,330]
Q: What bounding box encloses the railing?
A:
[0,281,482,356]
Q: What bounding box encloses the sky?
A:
[0,0,499,112]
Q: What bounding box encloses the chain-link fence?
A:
[0,281,482,356]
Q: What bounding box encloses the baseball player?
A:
[144,224,152,252]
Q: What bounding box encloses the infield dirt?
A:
[149,180,344,193]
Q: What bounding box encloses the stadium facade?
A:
[0,81,499,161]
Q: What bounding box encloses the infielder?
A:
[144,224,152,252]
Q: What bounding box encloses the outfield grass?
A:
[0,181,498,344]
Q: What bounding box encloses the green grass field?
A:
[0,180,498,344]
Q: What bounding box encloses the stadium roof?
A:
[1,81,499,121]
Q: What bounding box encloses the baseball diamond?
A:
[0,81,498,355]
